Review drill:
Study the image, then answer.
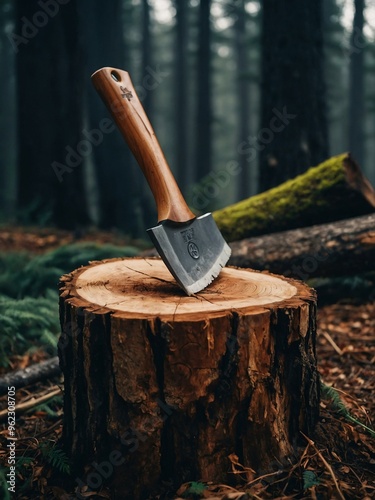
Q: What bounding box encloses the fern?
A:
[0,292,60,366]
[303,470,320,489]
[0,252,62,298]
[32,395,63,418]
[4,444,70,497]
[183,481,207,497]
[0,467,12,500]
[35,242,140,272]
[0,242,141,364]
[0,242,140,298]
[39,328,59,349]
[39,442,71,474]
[321,381,375,438]
[13,456,34,495]
[15,456,34,468]
[0,251,32,297]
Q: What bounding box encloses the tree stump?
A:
[58,257,319,499]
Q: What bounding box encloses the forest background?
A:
[0,0,374,237]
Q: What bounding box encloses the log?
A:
[59,258,319,499]
[213,153,375,242]
[229,213,375,280]
[0,356,61,396]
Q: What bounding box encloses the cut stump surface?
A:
[59,257,319,499]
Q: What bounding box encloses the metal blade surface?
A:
[147,213,231,295]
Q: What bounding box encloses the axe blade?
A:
[147,213,231,295]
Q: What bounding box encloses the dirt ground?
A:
[0,227,374,499]
[0,225,144,253]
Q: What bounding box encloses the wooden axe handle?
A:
[91,67,195,223]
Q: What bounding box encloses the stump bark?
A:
[58,257,319,499]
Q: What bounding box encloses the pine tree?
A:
[322,0,348,157]
[16,0,89,228]
[195,0,213,182]
[349,0,366,166]
[259,0,329,191]
[174,0,190,188]
[233,0,251,199]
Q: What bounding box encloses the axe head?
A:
[147,213,231,295]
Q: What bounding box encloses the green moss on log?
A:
[213,153,375,242]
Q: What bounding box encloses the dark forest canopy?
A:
[0,0,374,233]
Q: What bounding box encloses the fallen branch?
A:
[0,356,61,396]
[0,386,61,421]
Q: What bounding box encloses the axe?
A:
[91,67,231,295]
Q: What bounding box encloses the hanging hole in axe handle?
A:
[110,70,120,82]
[91,67,196,224]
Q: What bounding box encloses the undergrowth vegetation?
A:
[0,433,69,500]
[0,243,140,366]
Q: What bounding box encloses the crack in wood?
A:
[123,264,175,285]
[172,297,182,322]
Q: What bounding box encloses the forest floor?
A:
[0,227,374,499]
[0,225,146,253]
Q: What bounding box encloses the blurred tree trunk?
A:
[234,0,251,200]
[16,0,89,228]
[349,0,365,167]
[141,0,152,117]
[139,0,156,230]
[0,1,17,220]
[80,0,143,235]
[322,0,347,159]
[175,0,189,188]
[195,0,212,182]
[259,0,329,192]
